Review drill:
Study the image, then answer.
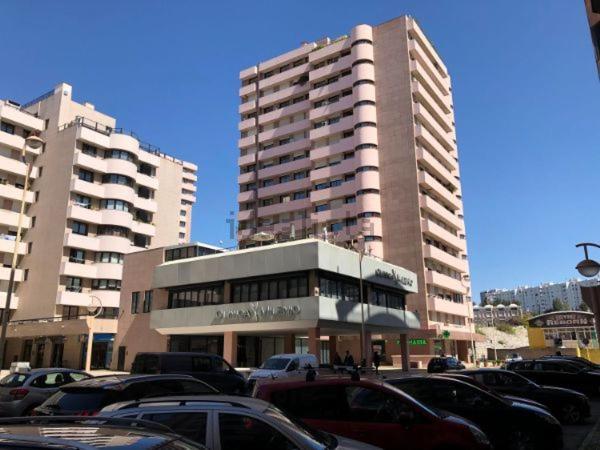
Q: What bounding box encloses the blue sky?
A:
[2,1,598,300]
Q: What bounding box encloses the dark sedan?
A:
[387,375,562,450]
[506,359,600,397]
[459,368,590,424]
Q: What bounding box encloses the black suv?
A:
[427,356,465,373]
[131,352,246,394]
[35,374,217,416]
[0,416,205,449]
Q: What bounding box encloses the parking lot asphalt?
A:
[563,399,600,450]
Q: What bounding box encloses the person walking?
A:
[343,350,355,368]
[373,351,381,375]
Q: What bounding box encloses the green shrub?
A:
[496,322,515,335]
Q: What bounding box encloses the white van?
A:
[248,353,318,382]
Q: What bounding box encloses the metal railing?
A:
[20,89,55,110]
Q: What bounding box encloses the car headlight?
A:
[469,425,490,446]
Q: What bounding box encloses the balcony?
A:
[0,101,45,132]
[131,221,155,236]
[414,104,455,153]
[427,296,470,317]
[417,147,458,190]
[136,172,159,190]
[310,181,356,203]
[258,158,311,180]
[258,63,310,90]
[0,132,26,153]
[70,177,105,199]
[423,244,468,273]
[414,125,456,171]
[311,203,357,223]
[64,231,100,252]
[95,262,123,279]
[258,139,310,162]
[421,218,465,252]
[136,197,158,214]
[309,55,352,83]
[309,38,349,63]
[0,210,31,229]
[257,177,311,199]
[418,171,461,211]
[237,171,256,184]
[103,183,136,204]
[408,39,450,95]
[419,195,463,230]
[0,292,18,309]
[56,290,120,308]
[257,197,311,217]
[181,192,196,203]
[309,95,354,122]
[412,80,453,132]
[105,158,138,179]
[238,152,256,167]
[237,190,256,203]
[310,137,355,160]
[0,154,29,178]
[0,267,24,282]
[258,100,310,126]
[260,84,309,109]
[238,117,255,132]
[258,119,310,144]
[101,209,133,228]
[60,260,97,278]
[238,99,257,115]
[237,209,254,221]
[311,159,356,182]
[97,235,133,253]
[425,270,467,295]
[0,183,35,204]
[0,235,26,255]
[407,19,449,79]
[410,60,451,108]
[309,76,353,102]
[238,134,256,149]
[76,125,111,149]
[309,115,354,141]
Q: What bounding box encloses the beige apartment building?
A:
[0,83,197,369]
[237,16,479,364]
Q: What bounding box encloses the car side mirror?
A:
[398,410,415,423]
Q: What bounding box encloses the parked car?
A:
[101,395,379,450]
[506,358,600,396]
[0,416,205,449]
[439,373,552,412]
[539,355,600,370]
[427,356,465,373]
[254,376,491,450]
[248,353,318,390]
[0,368,90,416]
[131,352,246,394]
[459,368,591,424]
[35,374,217,416]
[387,375,562,450]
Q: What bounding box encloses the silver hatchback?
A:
[0,368,90,416]
[100,395,380,450]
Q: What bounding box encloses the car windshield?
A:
[44,388,114,411]
[0,373,29,387]
[260,357,291,370]
[265,405,337,449]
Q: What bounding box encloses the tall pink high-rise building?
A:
[237,16,478,362]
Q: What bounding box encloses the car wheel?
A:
[508,429,537,450]
[561,404,582,424]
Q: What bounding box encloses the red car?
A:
[253,376,491,450]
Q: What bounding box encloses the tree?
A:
[578,302,590,312]
[551,298,569,312]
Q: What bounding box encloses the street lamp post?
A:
[0,135,44,370]
[352,234,367,367]
[575,243,600,278]
[575,243,600,343]
[85,296,103,372]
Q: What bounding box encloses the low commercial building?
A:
[112,238,419,371]
[473,303,523,326]
[527,311,597,349]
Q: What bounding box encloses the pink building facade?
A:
[237,16,479,364]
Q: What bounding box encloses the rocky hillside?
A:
[475,325,529,356]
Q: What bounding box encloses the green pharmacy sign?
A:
[409,338,428,346]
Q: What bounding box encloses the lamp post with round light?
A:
[576,243,600,278]
[575,243,600,346]
[0,135,45,370]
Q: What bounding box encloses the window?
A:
[82,143,97,156]
[138,186,152,199]
[97,225,128,237]
[72,221,88,236]
[141,413,207,445]
[30,372,70,388]
[315,204,329,212]
[356,143,378,151]
[78,169,94,183]
[38,167,43,177]
[66,277,82,292]
[27,242,33,254]
[356,166,378,173]
[293,191,307,200]
[180,210,187,216]
[0,122,15,135]
[168,284,224,308]
[231,274,308,303]
[354,122,377,129]
[69,248,85,264]
[346,386,412,423]
[63,305,80,319]
[74,194,91,208]
[131,292,140,314]
[344,196,356,204]
[105,149,135,161]
[92,279,121,291]
[31,216,36,228]
[100,199,131,212]
[192,356,212,372]
[353,79,375,87]
[95,252,124,264]
[143,290,153,313]
[330,222,344,232]
[179,232,186,239]
[219,414,297,450]
[101,173,133,186]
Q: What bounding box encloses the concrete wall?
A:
[112,247,169,371]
